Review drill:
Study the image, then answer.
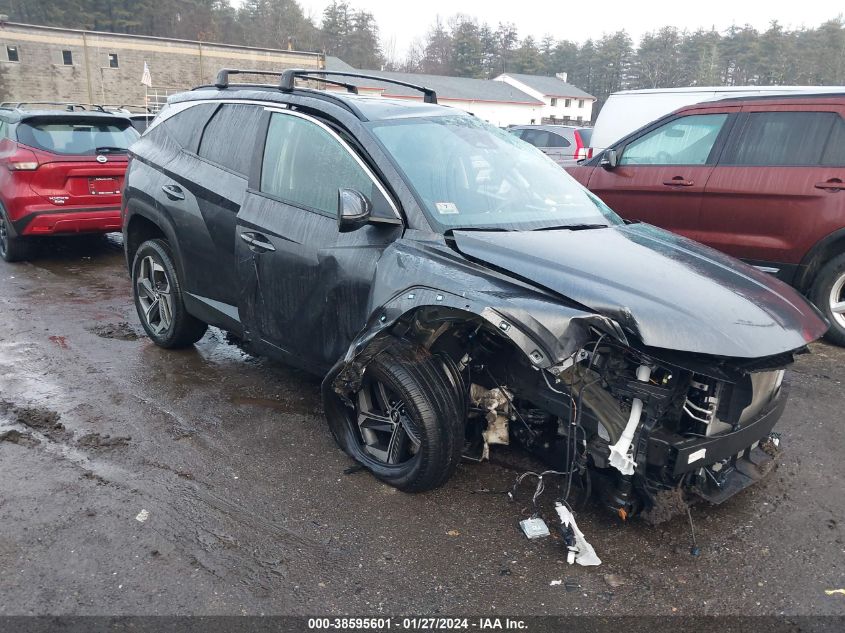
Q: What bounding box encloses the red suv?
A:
[567,93,845,344]
[0,103,139,262]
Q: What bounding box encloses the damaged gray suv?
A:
[122,69,828,521]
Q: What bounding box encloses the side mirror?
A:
[337,188,372,233]
[600,149,618,170]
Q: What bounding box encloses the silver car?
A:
[509,124,592,166]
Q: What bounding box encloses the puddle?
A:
[88,322,140,341]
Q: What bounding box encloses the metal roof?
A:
[364,71,544,104]
[323,59,543,105]
[498,73,595,99]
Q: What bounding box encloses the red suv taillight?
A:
[574,132,589,161]
[1,145,40,171]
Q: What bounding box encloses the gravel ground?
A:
[0,234,843,617]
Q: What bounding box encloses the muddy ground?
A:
[0,235,843,617]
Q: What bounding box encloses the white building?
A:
[324,58,595,127]
[495,73,596,123]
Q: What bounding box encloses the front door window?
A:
[620,114,728,166]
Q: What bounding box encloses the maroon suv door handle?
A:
[815,179,843,192]
[663,177,695,187]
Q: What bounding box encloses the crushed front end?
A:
[462,330,794,523]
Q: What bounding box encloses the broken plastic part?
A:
[519,517,551,540]
[471,383,512,460]
[555,502,601,566]
[608,364,652,475]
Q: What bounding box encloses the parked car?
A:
[0,102,139,261]
[588,86,845,157]
[100,104,156,133]
[122,68,826,522]
[567,92,845,345]
[508,124,591,165]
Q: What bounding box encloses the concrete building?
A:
[323,57,595,127]
[0,21,594,127]
[0,21,323,109]
[495,73,596,123]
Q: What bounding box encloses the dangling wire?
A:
[510,469,572,516]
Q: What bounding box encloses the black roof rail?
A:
[214,67,359,94]
[279,69,438,104]
[0,101,106,112]
[98,104,155,113]
[214,68,287,89]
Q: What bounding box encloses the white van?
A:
[589,85,845,154]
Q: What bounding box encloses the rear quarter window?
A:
[16,118,139,155]
[724,111,838,166]
[578,128,592,145]
[821,116,845,166]
[160,103,217,152]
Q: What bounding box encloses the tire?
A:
[0,211,31,263]
[810,253,845,347]
[131,238,207,348]
[336,341,466,492]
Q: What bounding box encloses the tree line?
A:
[2,1,843,111]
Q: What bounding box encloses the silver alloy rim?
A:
[831,272,845,329]
[356,376,421,465]
[136,255,173,335]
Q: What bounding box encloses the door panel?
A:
[236,109,403,371]
[189,104,265,307]
[699,107,845,266]
[697,166,844,263]
[587,111,735,236]
[588,164,716,234]
[236,194,400,370]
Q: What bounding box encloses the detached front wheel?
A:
[132,239,207,348]
[335,342,465,492]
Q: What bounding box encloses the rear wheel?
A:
[132,239,207,348]
[0,212,31,263]
[336,341,465,492]
[810,253,845,347]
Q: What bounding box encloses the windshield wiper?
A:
[445,226,513,233]
[531,223,610,231]
[95,146,128,154]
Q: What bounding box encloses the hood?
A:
[452,223,828,358]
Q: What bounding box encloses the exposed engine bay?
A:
[429,320,789,523]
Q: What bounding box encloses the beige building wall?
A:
[0,22,324,108]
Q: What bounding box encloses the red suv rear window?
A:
[17,118,139,155]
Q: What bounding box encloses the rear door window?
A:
[16,118,139,155]
[520,129,551,148]
[545,132,570,148]
[198,104,264,175]
[723,111,837,166]
[620,114,728,165]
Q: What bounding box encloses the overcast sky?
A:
[263,0,841,58]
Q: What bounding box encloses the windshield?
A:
[17,118,139,156]
[369,115,620,231]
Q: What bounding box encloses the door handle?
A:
[663,177,695,187]
[815,179,843,191]
[161,184,185,201]
[240,231,276,253]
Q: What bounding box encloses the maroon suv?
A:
[567,93,845,344]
